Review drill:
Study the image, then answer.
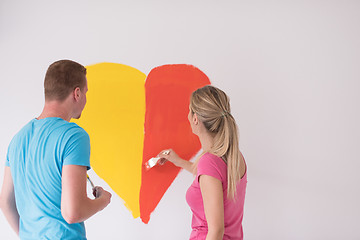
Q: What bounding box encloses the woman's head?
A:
[190,85,242,199]
[189,85,231,135]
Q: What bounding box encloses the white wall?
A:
[1,0,359,239]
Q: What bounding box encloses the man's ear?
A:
[73,87,81,101]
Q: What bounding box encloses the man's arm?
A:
[0,166,19,235]
[61,165,111,224]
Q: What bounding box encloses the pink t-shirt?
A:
[186,152,247,240]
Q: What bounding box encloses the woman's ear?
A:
[193,113,199,125]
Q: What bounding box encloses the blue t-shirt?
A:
[6,117,90,240]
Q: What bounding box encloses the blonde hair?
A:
[190,85,243,199]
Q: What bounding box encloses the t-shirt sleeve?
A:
[197,154,224,183]
[63,128,91,170]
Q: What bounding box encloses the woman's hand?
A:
[157,149,181,167]
[157,149,195,174]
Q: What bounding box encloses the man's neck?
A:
[37,101,72,122]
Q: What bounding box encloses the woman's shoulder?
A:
[200,152,225,162]
[197,152,227,183]
[198,152,226,171]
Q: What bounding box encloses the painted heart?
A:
[74,63,210,223]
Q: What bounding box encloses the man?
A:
[0,60,112,239]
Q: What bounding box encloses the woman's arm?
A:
[199,175,224,240]
[0,167,19,235]
[158,149,195,174]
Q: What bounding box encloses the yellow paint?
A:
[73,63,146,218]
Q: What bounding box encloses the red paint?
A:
[140,64,211,223]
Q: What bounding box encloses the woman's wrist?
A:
[173,157,184,167]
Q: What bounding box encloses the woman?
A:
[158,85,247,240]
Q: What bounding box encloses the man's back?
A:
[6,117,90,240]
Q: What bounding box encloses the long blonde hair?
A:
[190,85,243,199]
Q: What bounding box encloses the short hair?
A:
[44,60,87,101]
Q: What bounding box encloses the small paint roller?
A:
[145,150,170,170]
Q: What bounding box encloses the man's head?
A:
[44,60,88,119]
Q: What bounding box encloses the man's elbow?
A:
[61,207,82,224]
